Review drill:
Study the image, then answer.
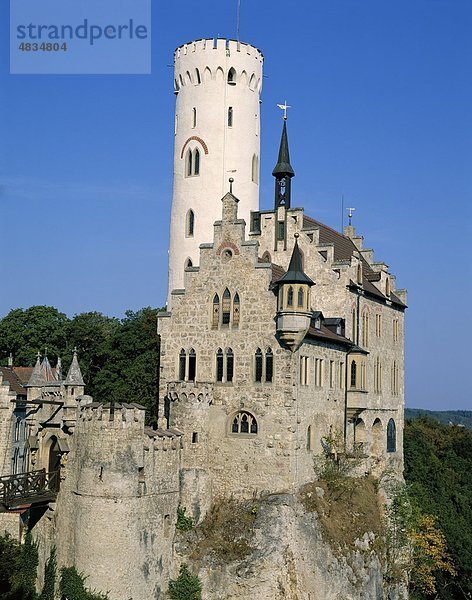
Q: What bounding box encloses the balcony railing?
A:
[0,469,59,509]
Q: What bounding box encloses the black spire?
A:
[276,236,314,286]
[273,120,295,209]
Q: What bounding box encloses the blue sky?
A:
[1,0,471,410]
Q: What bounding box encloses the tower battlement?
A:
[175,38,263,60]
[77,402,145,431]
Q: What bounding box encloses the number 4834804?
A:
[19,43,67,52]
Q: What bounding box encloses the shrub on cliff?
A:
[168,564,202,600]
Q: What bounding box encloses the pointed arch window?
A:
[227,67,236,84]
[387,419,396,453]
[255,348,263,383]
[194,148,200,175]
[231,411,257,435]
[179,349,186,381]
[287,286,294,307]
[216,348,224,382]
[222,288,231,325]
[212,294,220,329]
[307,425,312,451]
[254,347,273,383]
[185,257,193,269]
[350,360,357,388]
[232,293,240,327]
[188,348,196,382]
[186,210,195,237]
[186,149,193,177]
[297,287,304,308]
[228,106,233,127]
[226,348,234,382]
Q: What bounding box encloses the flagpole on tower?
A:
[236,0,241,41]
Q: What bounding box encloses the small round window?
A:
[221,248,233,263]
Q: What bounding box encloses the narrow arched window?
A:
[231,411,257,435]
[216,348,224,382]
[350,360,357,388]
[194,149,200,175]
[212,294,220,329]
[226,348,234,382]
[186,149,193,177]
[185,258,193,269]
[227,67,236,84]
[265,348,273,382]
[298,287,304,307]
[188,349,196,382]
[179,349,186,381]
[307,425,312,450]
[192,107,197,128]
[287,286,294,307]
[255,348,263,382]
[251,154,259,183]
[387,419,396,452]
[222,288,231,325]
[186,210,195,237]
[228,106,233,127]
[232,293,240,327]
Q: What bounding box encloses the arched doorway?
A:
[47,436,61,491]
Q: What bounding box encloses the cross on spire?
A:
[277,101,291,120]
[347,207,356,226]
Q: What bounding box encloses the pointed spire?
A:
[27,352,43,387]
[277,235,314,286]
[65,348,85,386]
[272,121,295,178]
[41,356,57,383]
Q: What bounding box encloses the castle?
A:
[0,38,406,600]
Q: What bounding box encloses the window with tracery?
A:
[231,411,257,435]
[178,348,197,382]
[222,288,231,325]
[216,348,234,383]
[212,294,220,328]
[255,347,273,383]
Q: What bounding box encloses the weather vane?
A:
[346,207,356,226]
[277,100,291,120]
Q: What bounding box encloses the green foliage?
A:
[168,564,202,600]
[0,306,68,366]
[39,547,56,600]
[59,566,110,600]
[404,417,472,598]
[0,305,161,425]
[8,531,39,600]
[176,506,194,531]
[0,533,22,598]
[405,408,472,430]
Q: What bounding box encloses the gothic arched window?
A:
[212,294,220,329]
[350,360,357,388]
[185,257,193,269]
[298,287,304,307]
[194,148,200,175]
[188,349,196,382]
[227,67,236,84]
[287,286,294,307]
[178,349,186,381]
[222,288,231,325]
[265,348,273,383]
[255,348,263,382]
[231,411,257,435]
[186,149,193,176]
[232,293,240,327]
[186,210,195,237]
[387,419,396,453]
[226,348,234,382]
[216,348,224,382]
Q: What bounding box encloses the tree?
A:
[0,306,68,366]
[168,564,202,600]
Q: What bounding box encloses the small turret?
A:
[65,348,85,400]
[274,235,314,350]
[273,120,295,210]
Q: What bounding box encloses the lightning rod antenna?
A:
[236,0,241,41]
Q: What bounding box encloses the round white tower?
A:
[167,38,263,306]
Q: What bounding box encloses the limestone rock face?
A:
[175,494,407,600]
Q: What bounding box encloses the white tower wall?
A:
[167,38,263,306]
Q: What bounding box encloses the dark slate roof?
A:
[303,215,406,308]
[272,121,295,177]
[275,239,314,286]
[305,322,352,348]
[0,367,27,396]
